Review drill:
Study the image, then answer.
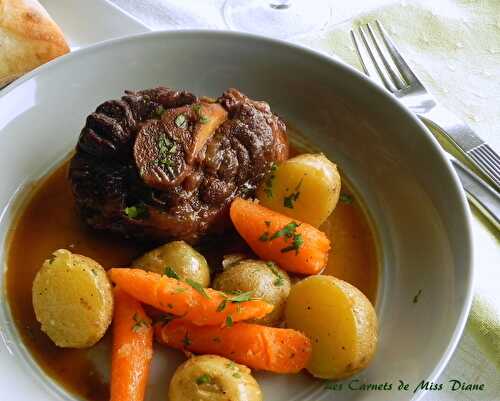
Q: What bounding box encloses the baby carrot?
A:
[230,197,330,274]
[155,319,312,374]
[111,287,153,401]
[108,268,273,326]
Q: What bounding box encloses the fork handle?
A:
[449,155,500,229]
[419,106,500,192]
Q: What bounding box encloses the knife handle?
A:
[449,155,500,229]
[420,107,500,192]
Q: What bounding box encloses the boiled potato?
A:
[32,249,113,348]
[133,241,210,287]
[285,275,377,379]
[213,259,291,326]
[257,153,341,227]
[169,355,262,401]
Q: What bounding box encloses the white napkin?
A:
[111,0,226,30]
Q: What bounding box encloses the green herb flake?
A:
[413,289,423,304]
[174,113,188,129]
[157,314,175,326]
[174,287,187,293]
[263,163,278,198]
[227,290,254,303]
[270,222,300,241]
[232,373,241,378]
[259,232,270,241]
[192,103,210,124]
[266,262,284,287]
[226,315,233,327]
[281,233,304,255]
[196,374,212,385]
[132,313,150,332]
[157,134,177,173]
[182,332,191,347]
[164,266,180,280]
[199,115,210,124]
[339,193,353,204]
[153,105,165,118]
[260,221,303,255]
[216,299,228,312]
[283,179,303,209]
[186,279,210,299]
[124,204,148,219]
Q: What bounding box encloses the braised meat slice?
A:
[69,87,288,243]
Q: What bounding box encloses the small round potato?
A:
[133,241,210,287]
[285,275,377,379]
[257,153,341,227]
[213,259,291,326]
[32,249,113,348]
[169,355,262,401]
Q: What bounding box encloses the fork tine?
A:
[375,20,421,85]
[350,30,370,77]
[355,26,396,92]
[365,23,405,90]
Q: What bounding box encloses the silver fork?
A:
[351,20,499,227]
[350,20,500,192]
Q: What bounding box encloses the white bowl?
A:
[0,31,473,401]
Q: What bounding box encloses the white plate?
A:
[0,31,473,401]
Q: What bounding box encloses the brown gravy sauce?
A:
[6,154,378,401]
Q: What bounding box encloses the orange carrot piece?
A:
[111,287,153,401]
[155,319,311,374]
[108,268,273,326]
[230,197,330,274]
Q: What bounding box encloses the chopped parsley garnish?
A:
[263,163,278,198]
[259,232,270,241]
[192,103,210,124]
[182,332,191,347]
[157,134,177,174]
[196,374,212,385]
[281,233,304,254]
[216,299,228,312]
[413,289,423,304]
[226,315,233,327]
[283,179,303,209]
[339,193,353,204]
[217,290,255,312]
[174,113,188,129]
[157,314,175,326]
[164,266,180,280]
[270,222,299,240]
[233,372,241,378]
[132,313,150,332]
[266,261,284,286]
[186,279,210,299]
[259,221,303,255]
[226,290,254,303]
[153,105,165,118]
[124,204,148,219]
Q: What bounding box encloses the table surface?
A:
[35,1,500,400]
